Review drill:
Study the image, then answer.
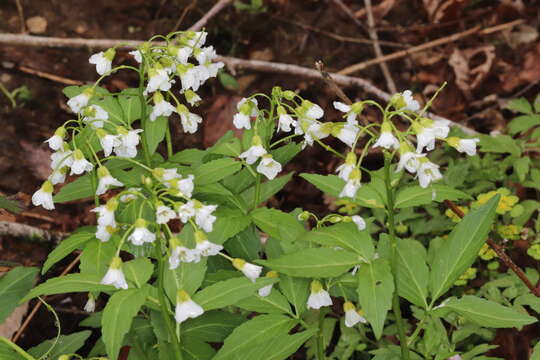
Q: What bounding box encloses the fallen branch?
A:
[188,0,234,32]
[338,19,524,76]
[0,33,477,135]
[0,220,64,243]
[444,200,540,298]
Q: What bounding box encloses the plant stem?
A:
[316,309,326,360]
[137,63,152,167]
[154,245,183,359]
[165,124,173,159]
[253,173,261,209]
[383,153,410,360]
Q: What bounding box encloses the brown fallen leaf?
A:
[423,0,469,23]
[448,45,495,100]
[354,0,396,22]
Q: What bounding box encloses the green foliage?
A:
[0,267,38,323]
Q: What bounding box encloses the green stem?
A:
[253,173,261,209]
[154,245,183,359]
[137,63,152,167]
[0,82,16,108]
[316,309,326,360]
[165,124,173,159]
[383,153,410,360]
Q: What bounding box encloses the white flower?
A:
[333,101,363,124]
[336,152,357,181]
[101,257,128,290]
[277,106,296,132]
[185,31,208,48]
[333,101,350,113]
[32,180,54,210]
[96,225,115,242]
[351,215,366,231]
[129,50,142,63]
[448,137,479,156]
[333,123,359,147]
[304,122,332,146]
[89,50,114,75]
[397,147,424,174]
[177,175,194,198]
[128,218,156,246]
[96,166,123,195]
[373,122,399,150]
[417,159,443,188]
[177,65,201,92]
[178,201,196,223]
[233,98,258,130]
[45,127,65,151]
[304,101,324,120]
[97,131,120,157]
[175,290,204,323]
[194,203,217,233]
[233,112,251,130]
[170,45,192,64]
[169,239,199,269]
[84,295,96,313]
[394,90,420,112]
[70,149,93,175]
[239,136,267,165]
[184,90,201,106]
[194,231,223,256]
[256,155,282,180]
[91,198,118,228]
[67,90,91,114]
[258,271,278,297]
[150,93,176,121]
[343,301,367,327]
[339,168,361,198]
[120,188,140,203]
[50,148,73,170]
[82,105,109,128]
[432,119,450,139]
[146,67,172,94]
[307,280,332,309]
[233,258,262,282]
[414,119,450,152]
[49,167,68,185]
[115,128,143,158]
[178,105,202,134]
[156,205,176,224]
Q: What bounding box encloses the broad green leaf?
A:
[251,207,306,243]
[102,287,148,360]
[213,314,296,360]
[27,330,91,359]
[531,341,540,360]
[279,275,309,316]
[0,195,22,213]
[218,71,239,90]
[206,208,252,245]
[182,340,216,360]
[145,115,168,155]
[396,239,429,309]
[0,341,24,360]
[440,296,536,328]
[118,89,142,125]
[394,184,471,208]
[271,142,302,165]
[258,248,359,278]
[92,94,124,126]
[241,328,316,360]
[478,135,521,156]
[53,174,93,203]
[236,288,292,314]
[0,267,38,323]
[123,258,154,288]
[22,274,114,302]
[193,277,278,310]
[514,156,531,182]
[181,310,245,342]
[209,137,242,157]
[298,222,375,260]
[508,114,540,134]
[224,224,261,261]
[193,158,242,186]
[506,97,533,114]
[357,259,394,340]
[164,258,207,302]
[240,172,293,206]
[169,149,206,165]
[430,195,499,302]
[80,239,116,278]
[42,226,96,274]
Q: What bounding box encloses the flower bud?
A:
[297,211,310,221]
[283,90,296,100]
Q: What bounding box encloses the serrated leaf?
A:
[257,248,359,278]
[42,226,95,274]
[193,158,242,185]
[102,287,148,360]
[22,274,114,302]
[508,114,540,134]
[357,259,394,340]
[430,195,499,302]
[395,184,471,208]
[251,207,306,243]
[506,97,533,114]
[441,296,536,328]
[193,277,278,310]
[396,239,429,308]
[478,135,521,156]
[0,267,38,323]
[213,314,296,360]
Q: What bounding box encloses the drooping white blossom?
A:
[233,258,262,282]
[175,290,204,323]
[32,180,55,210]
[101,256,128,290]
[417,158,443,188]
[67,88,93,114]
[239,135,267,165]
[233,98,258,130]
[336,152,357,181]
[128,218,156,246]
[307,280,332,309]
[177,104,202,134]
[343,301,367,327]
[351,215,366,231]
[256,154,282,180]
[96,166,123,195]
[339,168,361,198]
[447,137,479,156]
[89,49,115,75]
[82,104,109,128]
[372,122,399,150]
[150,92,176,121]
[45,127,66,151]
[70,149,93,175]
[258,271,278,297]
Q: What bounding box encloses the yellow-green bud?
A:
[266,271,278,278]
[58,355,71,360]
[110,256,123,269]
[177,289,190,303]
[345,152,357,165]
[153,91,164,104]
[251,135,263,146]
[349,168,361,181]
[381,122,392,133]
[96,128,107,138]
[153,168,165,178]
[283,90,296,100]
[97,166,110,179]
[343,301,355,312]
[42,180,54,193]
[105,197,119,211]
[194,230,207,244]
[297,211,310,221]
[446,136,460,148]
[104,48,116,61]
[277,105,286,116]
[310,280,323,293]
[116,126,129,135]
[177,104,189,114]
[82,87,94,98]
[73,149,84,160]
[232,258,246,270]
[327,215,342,223]
[350,102,363,114]
[419,117,434,128]
[54,126,66,137]
[134,218,146,228]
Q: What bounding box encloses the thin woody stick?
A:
[338,19,524,76]
[444,199,540,298]
[188,0,234,32]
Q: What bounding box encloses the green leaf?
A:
[218,71,239,91]
[279,275,309,316]
[357,259,394,340]
[80,239,116,278]
[213,314,297,360]
[181,310,245,342]
[508,114,540,134]
[182,340,216,360]
[440,296,537,328]
[123,258,154,288]
[224,224,261,261]
[0,267,38,323]
[0,195,22,213]
[506,97,533,114]
[193,277,278,310]
[514,156,531,182]
[396,239,429,308]
[394,184,471,209]
[92,95,124,126]
[42,226,95,274]
[53,174,93,203]
[22,273,114,302]
[207,208,252,245]
[241,172,293,206]
[531,341,540,360]
[478,135,521,156]
[241,328,316,360]
[209,137,242,157]
[237,288,292,314]
[193,158,242,185]
[102,287,148,360]
[298,223,375,260]
[27,330,91,359]
[251,207,306,243]
[429,195,499,302]
[145,115,168,155]
[118,89,142,125]
[169,149,206,165]
[271,142,302,165]
[164,258,207,302]
[257,248,359,278]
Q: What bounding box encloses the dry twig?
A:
[363,0,396,93]
[338,19,524,76]
[0,220,64,243]
[171,0,198,33]
[330,0,368,32]
[444,200,540,298]
[18,65,83,85]
[188,0,234,32]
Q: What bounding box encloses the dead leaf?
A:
[499,44,540,92]
[19,140,51,181]
[26,16,47,34]
[448,46,495,100]
[0,303,28,339]
[354,0,396,23]
[423,0,469,23]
